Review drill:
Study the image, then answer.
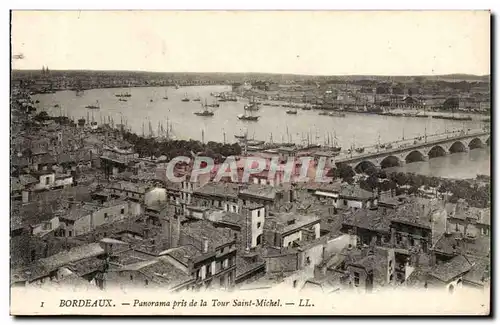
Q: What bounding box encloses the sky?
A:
[11,10,491,76]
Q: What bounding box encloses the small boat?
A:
[150,99,153,103]
[115,91,131,98]
[54,104,60,108]
[193,93,201,102]
[119,98,127,102]
[163,89,169,100]
[194,100,215,117]
[286,109,298,115]
[234,134,246,140]
[385,144,393,149]
[175,84,180,89]
[237,113,259,121]
[355,147,365,153]
[328,111,346,117]
[332,146,341,153]
[35,100,40,104]
[247,139,265,146]
[318,111,329,116]
[207,99,220,108]
[302,105,312,110]
[86,100,100,109]
[181,93,190,102]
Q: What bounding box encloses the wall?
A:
[35,173,55,190]
[283,231,302,248]
[73,203,129,236]
[324,234,357,258]
[54,176,73,188]
[299,242,324,269]
[251,207,265,248]
[145,187,167,207]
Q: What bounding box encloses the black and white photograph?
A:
[9,10,491,315]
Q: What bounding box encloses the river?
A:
[32,85,490,179]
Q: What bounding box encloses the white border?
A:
[2,1,497,324]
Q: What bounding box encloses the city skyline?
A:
[11,10,490,76]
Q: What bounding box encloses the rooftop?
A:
[165,245,202,266]
[339,184,375,200]
[239,184,280,200]
[342,208,393,233]
[11,242,105,283]
[193,182,239,199]
[266,212,320,234]
[181,220,235,251]
[429,255,473,282]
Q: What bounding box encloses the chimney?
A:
[202,237,209,253]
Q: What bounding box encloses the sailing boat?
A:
[193,93,201,102]
[163,89,169,100]
[86,100,100,109]
[331,131,341,152]
[244,96,260,111]
[237,104,259,121]
[181,93,190,102]
[194,100,215,116]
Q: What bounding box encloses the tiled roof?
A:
[266,212,320,234]
[342,208,392,233]
[166,245,202,266]
[181,220,235,250]
[239,184,279,200]
[339,184,375,200]
[193,182,239,199]
[429,255,473,282]
[11,242,105,283]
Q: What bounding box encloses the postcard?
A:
[10,10,491,316]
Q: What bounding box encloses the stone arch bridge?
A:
[334,131,490,173]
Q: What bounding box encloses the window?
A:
[129,275,133,281]
[45,177,50,185]
[257,222,262,229]
[389,274,394,282]
[256,234,262,246]
[344,199,347,205]
[120,208,125,214]
[145,279,149,286]
[293,280,298,288]
[30,249,36,262]
[220,276,225,287]
[68,230,72,237]
[306,257,311,265]
[104,213,108,220]
[353,272,360,287]
[257,209,261,217]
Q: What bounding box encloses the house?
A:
[192,182,240,213]
[239,184,285,210]
[104,255,195,292]
[264,212,321,248]
[446,201,490,237]
[174,220,237,290]
[11,242,106,288]
[213,203,266,249]
[58,200,130,237]
[338,184,378,210]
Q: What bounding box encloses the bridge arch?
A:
[354,160,377,174]
[449,141,468,154]
[468,137,484,150]
[427,145,447,159]
[380,155,403,169]
[405,150,427,163]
